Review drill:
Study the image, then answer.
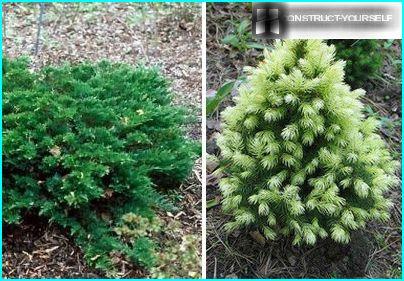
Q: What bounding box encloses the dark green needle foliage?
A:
[329,39,383,88]
[3,58,199,275]
[217,40,398,246]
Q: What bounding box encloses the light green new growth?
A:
[217,40,398,245]
[115,213,201,278]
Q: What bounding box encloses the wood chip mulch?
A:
[3,3,202,278]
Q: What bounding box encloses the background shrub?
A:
[329,39,383,88]
[217,40,398,246]
[3,58,199,274]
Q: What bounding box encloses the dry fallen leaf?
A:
[104,189,114,198]
[49,146,61,157]
[249,230,266,246]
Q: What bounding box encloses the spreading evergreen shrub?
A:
[217,40,398,245]
[329,39,383,88]
[3,58,199,274]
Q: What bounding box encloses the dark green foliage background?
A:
[2,58,199,273]
[329,40,383,88]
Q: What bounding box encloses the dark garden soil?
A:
[2,3,202,278]
[3,217,104,278]
[206,3,402,278]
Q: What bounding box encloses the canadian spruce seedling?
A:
[217,40,398,245]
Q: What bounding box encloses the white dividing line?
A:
[201,2,207,279]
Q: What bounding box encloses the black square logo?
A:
[252,3,287,39]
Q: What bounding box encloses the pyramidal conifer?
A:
[217,40,398,245]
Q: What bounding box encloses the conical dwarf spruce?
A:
[217,40,398,245]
